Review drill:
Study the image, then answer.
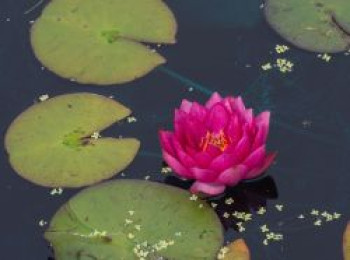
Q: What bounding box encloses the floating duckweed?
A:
[261,62,273,71]
[317,53,332,62]
[275,58,294,73]
[217,246,229,259]
[313,219,322,226]
[260,224,270,233]
[257,207,266,215]
[189,194,198,201]
[38,94,49,102]
[275,44,289,54]
[50,187,63,196]
[39,219,48,227]
[211,202,218,208]
[90,132,101,139]
[161,167,172,174]
[223,212,230,219]
[127,116,137,123]
[275,204,284,211]
[311,209,319,216]
[224,198,234,205]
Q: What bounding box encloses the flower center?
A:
[200,130,230,152]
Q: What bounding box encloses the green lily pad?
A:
[31,0,177,85]
[45,180,224,259]
[5,93,140,187]
[264,0,350,53]
[344,222,350,260]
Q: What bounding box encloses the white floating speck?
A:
[38,94,49,102]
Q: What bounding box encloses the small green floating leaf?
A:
[264,0,350,53]
[45,180,224,260]
[31,0,177,85]
[344,222,350,260]
[5,93,140,187]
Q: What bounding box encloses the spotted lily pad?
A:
[344,222,350,260]
[264,0,350,53]
[31,0,177,85]
[5,93,140,187]
[45,180,224,259]
[223,239,250,260]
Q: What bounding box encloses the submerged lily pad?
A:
[344,222,350,260]
[264,0,350,53]
[45,180,224,259]
[31,0,177,85]
[5,93,140,187]
[223,239,250,260]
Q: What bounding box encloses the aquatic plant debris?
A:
[5,93,140,187]
[264,0,350,53]
[45,180,223,260]
[31,0,177,85]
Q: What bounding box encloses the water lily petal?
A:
[252,125,268,150]
[210,153,239,173]
[190,168,218,182]
[230,96,246,115]
[173,139,196,168]
[222,97,234,113]
[162,151,193,179]
[183,119,207,149]
[216,165,247,185]
[174,109,187,143]
[232,135,251,162]
[243,145,266,170]
[205,92,223,109]
[207,103,230,132]
[159,130,176,156]
[193,152,213,168]
[255,111,270,128]
[205,144,222,157]
[179,99,193,113]
[225,116,242,146]
[190,181,226,195]
[175,109,205,148]
[244,108,253,124]
[245,152,276,179]
[189,102,207,122]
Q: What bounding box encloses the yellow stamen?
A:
[200,130,230,152]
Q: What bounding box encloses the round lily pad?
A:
[31,0,177,85]
[5,93,140,187]
[264,0,350,53]
[45,180,224,259]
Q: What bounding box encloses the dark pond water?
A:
[1,0,350,259]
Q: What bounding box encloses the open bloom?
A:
[159,92,276,196]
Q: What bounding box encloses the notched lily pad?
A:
[344,221,350,260]
[45,180,224,259]
[5,93,140,187]
[264,0,350,53]
[31,0,177,85]
[223,239,250,260]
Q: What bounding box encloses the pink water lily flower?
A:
[159,92,276,196]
